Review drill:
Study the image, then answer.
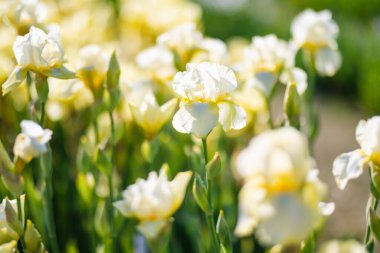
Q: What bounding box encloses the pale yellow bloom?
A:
[2,26,75,95]
[13,120,52,163]
[234,127,333,246]
[291,9,341,76]
[129,92,177,139]
[333,116,380,189]
[76,44,110,95]
[172,62,246,137]
[114,167,192,238]
[3,0,47,35]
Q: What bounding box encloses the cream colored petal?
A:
[315,47,341,77]
[170,171,192,212]
[257,194,314,246]
[172,102,218,137]
[113,200,132,217]
[246,72,277,95]
[217,102,246,131]
[332,150,367,190]
[159,98,178,125]
[318,202,335,216]
[137,219,167,239]
[21,120,45,138]
[2,66,27,96]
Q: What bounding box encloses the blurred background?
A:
[195,0,380,241]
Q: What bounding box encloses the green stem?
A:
[37,82,60,253]
[17,196,23,226]
[303,51,317,153]
[107,110,116,252]
[202,138,219,253]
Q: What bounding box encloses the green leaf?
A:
[106,51,120,90]
[1,169,24,197]
[206,152,221,179]
[192,173,210,214]
[94,200,110,238]
[300,232,315,253]
[369,208,380,242]
[95,149,111,174]
[216,210,232,253]
[0,139,14,172]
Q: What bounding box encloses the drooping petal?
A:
[315,47,341,77]
[256,194,315,246]
[172,102,218,138]
[2,66,28,95]
[217,102,246,131]
[113,200,132,217]
[246,71,277,96]
[332,150,367,190]
[169,171,193,212]
[45,66,76,79]
[137,219,168,239]
[280,67,308,95]
[159,98,178,127]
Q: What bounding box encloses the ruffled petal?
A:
[218,102,246,131]
[332,150,367,190]
[172,102,218,138]
[315,47,341,77]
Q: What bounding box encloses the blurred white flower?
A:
[3,0,47,34]
[136,45,175,80]
[157,22,203,54]
[291,9,341,76]
[192,38,228,63]
[318,240,367,253]
[129,92,177,139]
[235,127,311,184]
[46,78,93,121]
[13,120,52,163]
[2,26,75,95]
[234,127,332,245]
[333,116,380,189]
[172,62,246,137]
[241,34,307,95]
[114,167,192,238]
[76,44,110,95]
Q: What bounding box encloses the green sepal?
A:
[206,152,221,179]
[5,199,23,236]
[216,210,232,253]
[192,173,210,214]
[24,220,46,253]
[369,208,380,242]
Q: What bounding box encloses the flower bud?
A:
[283,81,301,129]
[206,152,221,179]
